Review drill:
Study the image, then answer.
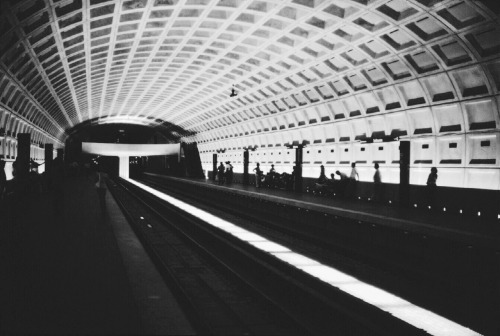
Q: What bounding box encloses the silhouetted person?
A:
[373,163,382,202]
[317,165,327,184]
[314,165,330,195]
[426,167,438,210]
[28,160,42,196]
[347,162,359,199]
[335,170,348,197]
[349,162,359,180]
[95,166,108,217]
[335,170,348,180]
[265,164,278,187]
[291,166,298,191]
[269,164,276,175]
[253,163,262,188]
[225,161,233,184]
[217,162,225,185]
[0,160,6,200]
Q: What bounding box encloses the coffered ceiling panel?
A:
[0,0,499,143]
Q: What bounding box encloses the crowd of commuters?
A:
[253,163,296,190]
[213,161,439,204]
[0,159,45,204]
[216,161,234,185]
[313,163,438,206]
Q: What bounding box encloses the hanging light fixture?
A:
[229,84,237,97]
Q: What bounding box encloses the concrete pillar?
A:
[45,143,53,176]
[212,153,217,181]
[243,150,249,185]
[399,141,410,207]
[119,156,129,178]
[17,133,30,180]
[294,146,303,192]
[0,129,5,159]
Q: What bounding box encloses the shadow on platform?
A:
[0,176,141,335]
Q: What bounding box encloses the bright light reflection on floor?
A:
[300,265,355,284]
[230,231,267,241]
[273,252,319,266]
[249,241,290,253]
[126,179,482,336]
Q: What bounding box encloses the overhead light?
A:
[229,85,237,97]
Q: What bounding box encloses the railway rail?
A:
[135,174,497,336]
[108,177,428,336]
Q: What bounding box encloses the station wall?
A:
[195,91,500,190]
[185,2,500,192]
[0,107,59,164]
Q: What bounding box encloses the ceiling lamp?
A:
[229,85,238,97]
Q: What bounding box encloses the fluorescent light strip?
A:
[126,179,482,336]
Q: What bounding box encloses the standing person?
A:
[269,164,276,175]
[0,160,6,200]
[95,166,108,217]
[253,163,262,188]
[426,167,438,210]
[29,160,42,196]
[314,165,329,195]
[217,162,225,185]
[335,170,348,197]
[349,162,359,181]
[267,164,277,187]
[225,161,233,184]
[317,165,327,184]
[348,162,359,198]
[373,163,382,202]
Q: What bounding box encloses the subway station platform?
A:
[147,173,500,249]
[1,172,498,335]
[0,175,194,335]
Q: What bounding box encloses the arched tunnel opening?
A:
[64,121,204,178]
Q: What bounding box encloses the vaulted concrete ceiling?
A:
[0,0,499,145]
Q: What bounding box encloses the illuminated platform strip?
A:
[126,179,482,336]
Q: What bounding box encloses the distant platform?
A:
[145,173,500,249]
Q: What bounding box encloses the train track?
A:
[136,174,496,336]
[108,177,427,336]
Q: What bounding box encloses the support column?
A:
[0,128,5,159]
[212,153,217,181]
[399,141,410,207]
[17,133,30,180]
[243,150,249,185]
[294,146,303,192]
[119,156,129,178]
[45,143,53,177]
